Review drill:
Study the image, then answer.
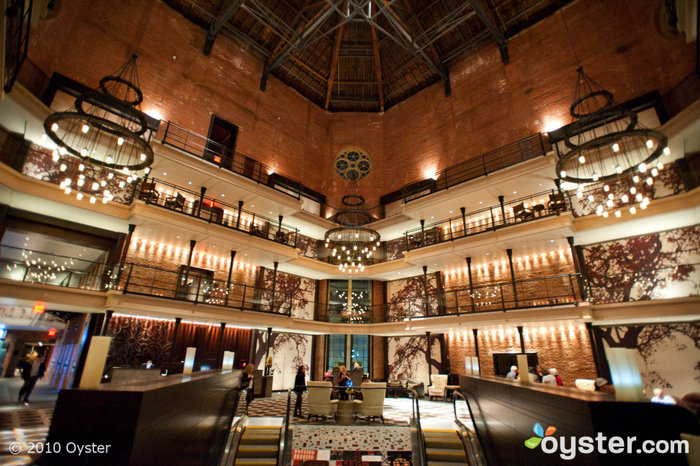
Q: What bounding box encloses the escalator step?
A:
[427,461,470,466]
[240,435,280,445]
[237,446,278,458]
[424,438,463,448]
[426,447,468,462]
[234,459,278,466]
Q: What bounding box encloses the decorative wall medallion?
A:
[334,148,372,180]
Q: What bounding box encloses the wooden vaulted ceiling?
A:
[163,0,571,112]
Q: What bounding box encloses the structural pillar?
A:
[167,317,182,375]
[100,310,114,336]
[422,265,430,315]
[466,257,475,313]
[568,236,588,301]
[506,248,518,307]
[425,331,432,379]
[420,219,425,246]
[517,325,525,353]
[197,187,207,216]
[217,322,226,368]
[460,207,467,236]
[265,327,273,376]
[236,200,244,229]
[498,195,506,224]
[225,250,236,306]
[183,240,196,292]
[270,261,279,313]
[472,328,480,373]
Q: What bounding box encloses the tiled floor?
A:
[0,378,464,465]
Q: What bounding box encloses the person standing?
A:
[241,364,255,414]
[18,353,46,405]
[293,365,307,417]
[337,365,350,400]
[506,365,518,380]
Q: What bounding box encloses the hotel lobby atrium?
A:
[0,0,698,464]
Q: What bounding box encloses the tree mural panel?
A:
[387,335,441,386]
[584,225,700,303]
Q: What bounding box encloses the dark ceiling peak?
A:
[164,0,572,112]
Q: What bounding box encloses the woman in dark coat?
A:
[241,364,255,413]
[293,365,306,417]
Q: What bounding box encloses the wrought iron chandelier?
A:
[43,55,155,204]
[556,68,669,218]
[324,183,380,274]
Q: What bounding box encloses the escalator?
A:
[233,425,282,466]
[412,387,487,466]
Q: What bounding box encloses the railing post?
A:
[466,257,475,313]
[161,121,170,143]
[241,284,247,310]
[506,248,518,307]
[489,207,496,231]
[236,200,244,229]
[448,218,453,240]
[420,219,425,246]
[498,195,506,226]
[453,290,459,315]
[568,274,576,303]
[460,207,466,238]
[194,278,202,304]
[123,263,134,294]
[500,283,506,310]
[197,187,206,217]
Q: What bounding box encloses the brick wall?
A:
[25,0,695,208]
[447,324,597,384]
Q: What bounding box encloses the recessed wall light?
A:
[188,181,192,185]
[513,191,517,194]
[221,194,225,197]
[163,172,167,176]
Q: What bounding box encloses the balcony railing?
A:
[115,263,293,315]
[136,177,299,248]
[404,189,567,251]
[381,133,549,205]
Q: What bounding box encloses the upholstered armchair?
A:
[428,374,448,400]
[306,381,338,421]
[353,382,386,422]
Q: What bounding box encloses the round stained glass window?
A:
[334,148,372,180]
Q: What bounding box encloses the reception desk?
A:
[41,369,241,465]
[460,375,699,465]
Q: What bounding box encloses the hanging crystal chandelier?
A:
[324,185,380,274]
[556,68,669,218]
[43,55,155,204]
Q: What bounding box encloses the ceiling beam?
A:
[260,1,341,91]
[466,0,509,64]
[325,0,348,110]
[372,0,450,97]
[370,25,384,112]
[203,0,246,56]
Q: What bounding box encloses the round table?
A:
[336,400,354,424]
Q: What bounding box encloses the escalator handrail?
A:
[411,387,428,466]
[452,390,487,465]
[279,389,292,466]
[221,411,249,466]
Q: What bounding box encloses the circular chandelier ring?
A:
[333,210,373,225]
[342,194,365,207]
[75,91,149,136]
[569,90,615,119]
[562,106,638,149]
[555,128,668,184]
[325,226,380,242]
[99,75,144,106]
[44,112,154,171]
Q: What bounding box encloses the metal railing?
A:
[412,387,428,466]
[4,0,32,93]
[116,262,294,315]
[453,390,487,466]
[383,133,549,205]
[136,177,299,248]
[161,121,305,200]
[404,189,566,251]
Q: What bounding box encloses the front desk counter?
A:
[41,369,242,466]
[460,375,699,466]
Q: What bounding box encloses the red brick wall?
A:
[25,0,695,208]
[125,237,257,285]
[447,324,597,384]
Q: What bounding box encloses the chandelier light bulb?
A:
[657,161,664,170]
[107,173,114,180]
[64,187,71,194]
[51,150,59,162]
[621,194,629,203]
[51,122,59,132]
[76,192,83,200]
[651,168,658,177]
[81,124,90,133]
[603,184,610,192]
[602,211,609,218]
[607,193,614,200]
[77,179,85,187]
[662,147,670,156]
[638,162,647,173]
[106,156,113,164]
[117,137,124,146]
[646,177,653,186]
[100,180,107,187]
[560,170,566,178]
[145,167,151,174]
[615,165,622,174]
[578,155,585,164]
[576,191,583,198]
[606,199,614,208]
[633,175,640,183]
[612,143,620,152]
[90,196,97,204]
[630,186,637,194]
[596,205,604,214]
[587,194,594,202]
[614,210,621,218]
[102,197,109,204]
[119,181,126,188]
[59,146,67,155]
[629,206,637,214]
[59,164,67,172]
[78,164,85,171]
[592,172,599,181]
[140,153,146,161]
[80,148,88,156]
[91,182,99,190]
[635,193,643,202]
[645,139,653,149]
[337,234,341,239]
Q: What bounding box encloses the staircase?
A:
[233,425,281,466]
[423,429,469,466]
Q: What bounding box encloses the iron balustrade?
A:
[135,177,299,248]
[160,121,303,200]
[382,273,583,320]
[116,262,294,315]
[404,189,567,251]
[384,133,549,205]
